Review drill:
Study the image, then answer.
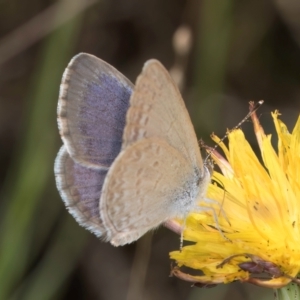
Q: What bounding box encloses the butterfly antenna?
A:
[204,100,264,164]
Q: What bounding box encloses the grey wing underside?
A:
[122,60,203,172]
[100,138,197,246]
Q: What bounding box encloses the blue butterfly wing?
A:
[57,53,133,169]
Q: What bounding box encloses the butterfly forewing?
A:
[58,53,134,169]
[122,60,203,173]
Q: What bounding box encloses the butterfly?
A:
[54,53,212,246]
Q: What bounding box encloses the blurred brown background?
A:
[0,0,299,299]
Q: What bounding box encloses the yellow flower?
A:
[170,104,300,288]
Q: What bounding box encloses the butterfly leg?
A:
[204,198,230,223]
[193,200,231,241]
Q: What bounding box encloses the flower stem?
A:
[275,283,300,300]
